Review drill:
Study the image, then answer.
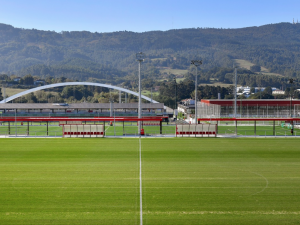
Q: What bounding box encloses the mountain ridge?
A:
[0,22,300,81]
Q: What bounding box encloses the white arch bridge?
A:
[0,82,159,104]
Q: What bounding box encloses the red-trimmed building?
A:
[198,99,300,118]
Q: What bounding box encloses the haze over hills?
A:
[1,22,300,84]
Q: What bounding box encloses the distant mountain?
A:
[16,58,126,83]
[1,22,300,80]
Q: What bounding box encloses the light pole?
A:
[234,67,237,118]
[174,78,177,108]
[191,60,202,124]
[174,78,177,119]
[136,52,145,135]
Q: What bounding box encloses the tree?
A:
[238,94,247,99]
[263,86,273,95]
[250,65,261,72]
[22,74,34,85]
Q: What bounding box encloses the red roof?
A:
[198,118,300,122]
[201,99,300,107]
[0,116,168,122]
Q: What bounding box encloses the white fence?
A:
[63,124,104,138]
[176,124,217,137]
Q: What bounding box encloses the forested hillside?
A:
[1,22,300,81]
[1,22,300,105]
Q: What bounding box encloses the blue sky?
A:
[0,0,299,33]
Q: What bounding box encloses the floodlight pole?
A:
[191,60,202,124]
[136,52,145,135]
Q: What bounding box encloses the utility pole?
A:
[191,60,202,124]
[136,52,145,135]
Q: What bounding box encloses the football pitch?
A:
[217,125,298,136]
[1,138,300,224]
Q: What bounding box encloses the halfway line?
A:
[139,137,143,225]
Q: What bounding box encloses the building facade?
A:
[198,99,300,118]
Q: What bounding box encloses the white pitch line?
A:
[105,126,110,133]
[250,171,269,196]
[139,137,143,225]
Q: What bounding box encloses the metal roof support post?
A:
[160,121,162,135]
[103,122,105,137]
[235,119,237,136]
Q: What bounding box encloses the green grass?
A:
[141,90,159,97]
[0,124,62,136]
[4,88,29,97]
[200,82,232,87]
[150,58,167,62]
[1,139,300,224]
[160,68,188,76]
[1,123,298,137]
[0,123,175,136]
[233,59,283,77]
[218,125,299,136]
